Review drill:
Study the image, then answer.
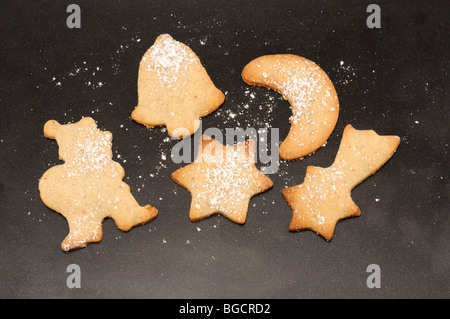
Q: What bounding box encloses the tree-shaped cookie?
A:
[39,117,158,251]
[282,124,400,240]
[132,34,225,139]
[242,54,339,160]
[172,135,273,224]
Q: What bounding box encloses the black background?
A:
[0,0,448,299]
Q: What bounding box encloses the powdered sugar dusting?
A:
[56,122,121,179]
[142,34,197,88]
[178,139,271,224]
[200,150,254,221]
[65,127,113,176]
[262,59,332,132]
[40,118,158,251]
[246,56,339,156]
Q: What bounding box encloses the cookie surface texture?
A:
[39,117,158,252]
[172,135,274,224]
[282,124,400,240]
[242,54,339,160]
[132,34,225,139]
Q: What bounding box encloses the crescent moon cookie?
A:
[39,117,158,252]
[171,135,274,224]
[282,124,400,240]
[132,34,225,139]
[242,54,339,160]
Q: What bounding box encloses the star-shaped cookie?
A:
[282,124,400,240]
[132,34,225,139]
[172,135,274,224]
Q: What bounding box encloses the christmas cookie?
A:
[282,124,400,240]
[242,54,339,160]
[172,135,273,224]
[39,117,158,251]
[132,34,225,139]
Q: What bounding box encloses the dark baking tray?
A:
[0,0,448,299]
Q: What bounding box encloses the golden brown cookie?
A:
[242,54,339,160]
[172,135,274,224]
[39,117,158,252]
[132,34,225,139]
[282,124,400,240]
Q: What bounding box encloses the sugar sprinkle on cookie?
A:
[282,124,400,240]
[242,54,339,160]
[172,135,273,224]
[132,34,225,139]
[39,117,158,251]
